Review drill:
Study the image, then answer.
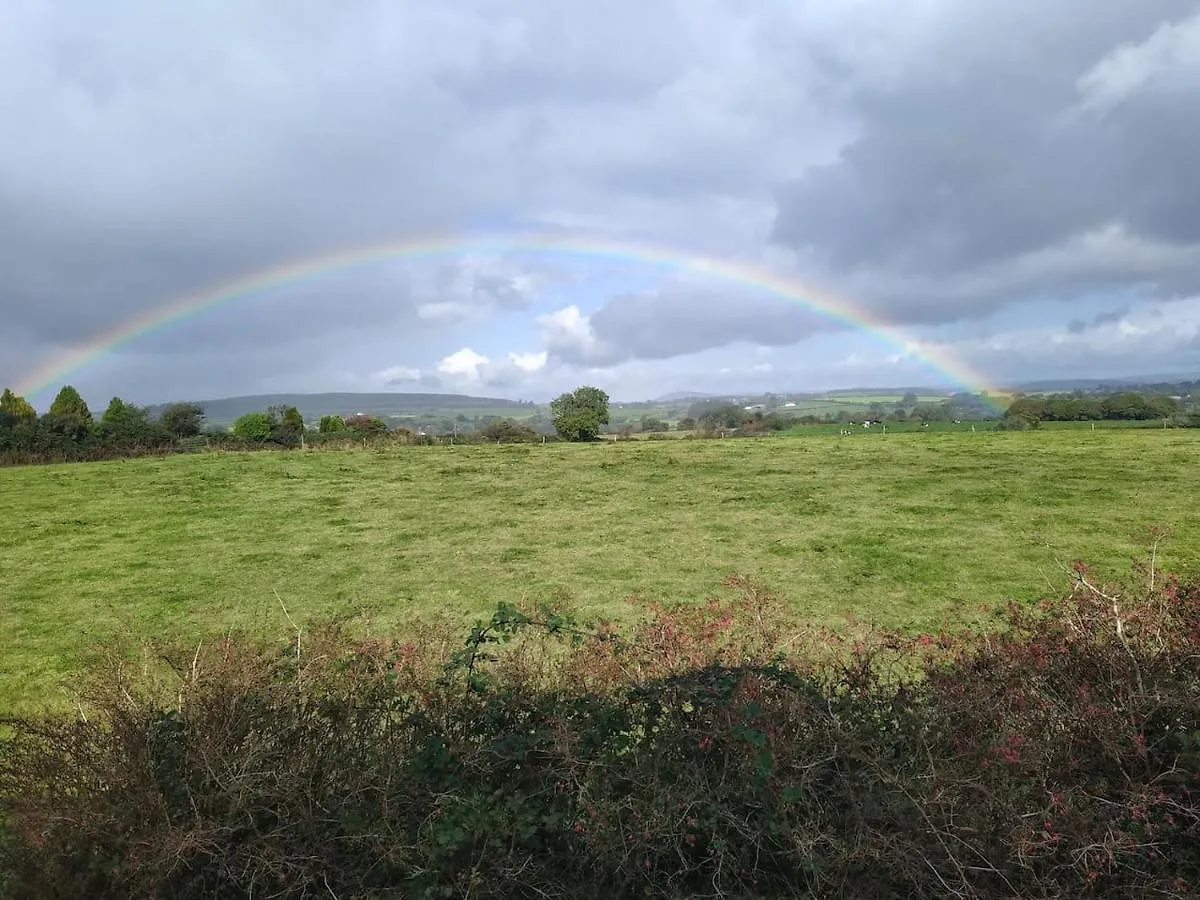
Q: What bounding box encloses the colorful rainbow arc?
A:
[16,231,1003,410]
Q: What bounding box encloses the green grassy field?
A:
[783,419,1174,436]
[2,429,1197,713]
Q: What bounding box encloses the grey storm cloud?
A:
[582,289,832,364]
[3,0,1199,401]
[3,0,819,401]
[770,0,1200,319]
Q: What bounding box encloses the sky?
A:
[2,0,1200,407]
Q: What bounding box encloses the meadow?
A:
[781,417,1173,436]
[2,428,1197,713]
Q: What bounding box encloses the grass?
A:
[2,429,1198,713]
[783,419,1172,436]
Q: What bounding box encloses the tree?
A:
[343,414,388,434]
[98,397,157,445]
[550,386,610,442]
[267,405,305,443]
[0,388,36,420]
[158,402,205,437]
[44,385,93,440]
[640,415,668,433]
[232,412,272,441]
[48,385,93,427]
[698,405,742,432]
[676,417,696,432]
[1146,395,1180,420]
[318,414,347,433]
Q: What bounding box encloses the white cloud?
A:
[508,350,548,372]
[431,346,551,389]
[374,364,422,382]
[437,347,490,381]
[536,304,618,365]
[416,302,474,323]
[1076,9,1200,114]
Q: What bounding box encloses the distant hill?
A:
[1009,374,1200,393]
[651,391,720,403]
[150,392,535,427]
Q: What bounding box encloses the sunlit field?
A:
[2,428,1197,712]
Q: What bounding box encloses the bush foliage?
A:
[3,554,1199,898]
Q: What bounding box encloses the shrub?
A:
[2,560,1199,898]
[317,414,346,433]
[478,418,537,443]
[230,411,272,441]
[158,403,206,438]
[343,413,388,434]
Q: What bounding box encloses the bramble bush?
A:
[2,556,1199,898]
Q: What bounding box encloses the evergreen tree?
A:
[44,385,93,441]
[48,385,93,427]
[98,397,157,445]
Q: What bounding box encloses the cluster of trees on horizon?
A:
[3,381,1198,465]
[1003,391,1183,424]
[0,384,619,462]
[1,386,208,460]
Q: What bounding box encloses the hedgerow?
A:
[2,563,1198,898]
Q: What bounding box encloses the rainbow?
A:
[16,231,1003,409]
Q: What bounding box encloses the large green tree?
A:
[47,385,92,425]
[98,397,158,445]
[550,386,610,442]
[45,385,93,439]
[0,388,36,420]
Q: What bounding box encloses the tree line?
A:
[1003,391,1182,424]
[1,386,208,463]
[0,384,619,464]
[5,382,1196,465]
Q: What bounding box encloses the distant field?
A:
[2,430,1197,712]
[783,419,1174,436]
[821,393,952,404]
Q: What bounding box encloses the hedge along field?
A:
[1,428,1198,713]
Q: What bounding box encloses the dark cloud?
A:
[384,370,443,390]
[771,1,1200,319]
[2,0,1197,399]
[585,289,830,363]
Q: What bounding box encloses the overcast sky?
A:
[3,0,1199,407]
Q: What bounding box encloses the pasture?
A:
[781,418,1172,436]
[2,429,1198,712]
